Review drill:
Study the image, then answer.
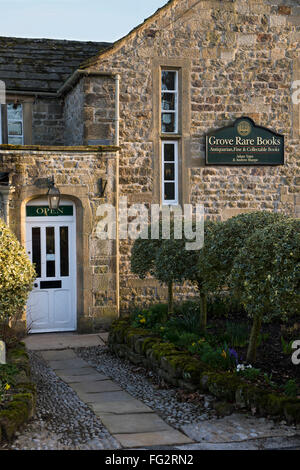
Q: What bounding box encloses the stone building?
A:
[0,0,299,333]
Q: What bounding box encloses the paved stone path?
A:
[24,332,107,350]
[21,333,300,450]
[39,348,192,448]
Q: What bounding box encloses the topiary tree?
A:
[131,218,216,329]
[201,211,287,294]
[0,219,36,326]
[130,221,180,316]
[230,218,300,363]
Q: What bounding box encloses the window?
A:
[0,101,28,145]
[162,141,178,205]
[161,70,178,134]
[7,103,24,144]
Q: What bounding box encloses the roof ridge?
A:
[80,0,176,69]
[0,35,112,46]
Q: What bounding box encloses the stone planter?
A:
[109,318,300,424]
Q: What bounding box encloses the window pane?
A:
[32,227,41,278]
[164,183,175,201]
[7,103,22,120]
[60,226,69,277]
[46,227,55,278]
[164,163,175,181]
[162,93,175,111]
[162,71,176,91]
[162,113,176,133]
[8,136,23,145]
[8,121,22,136]
[164,144,175,161]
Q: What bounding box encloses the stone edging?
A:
[0,342,36,443]
[108,318,300,424]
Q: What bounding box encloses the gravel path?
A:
[4,345,296,450]
[2,351,120,450]
[76,346,215,428]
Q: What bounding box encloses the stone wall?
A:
[81,0,299,311]
[83,76,116,145]
[32,98,64,146]
[63,81,84,146]
[0,145,119,331]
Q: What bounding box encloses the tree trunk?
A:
[199,292,207,332]
[246,313,262,363]
[168,281,174,316]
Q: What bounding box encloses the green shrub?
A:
[173,332,200,349]
[237,366,261,381]
[283,380,299,398]
[207,293,246,318]
[222,322,250,348]
[0,363,18,403]
[131,218,217,327]
[0,219,36,324]
[281,336,294,356]
[198,342,237,371]
[201,211,287,293]
[231,218,300,362]
[169,301,203,333]
[131,304,168,329]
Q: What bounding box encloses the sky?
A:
[0,0,167,42]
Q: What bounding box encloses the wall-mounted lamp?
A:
[98,178,107,198]
[47,179,61,210]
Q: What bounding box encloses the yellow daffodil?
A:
[221,350,227,359]
[139,318,146,324]
[5,384,10,391]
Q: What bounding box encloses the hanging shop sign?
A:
[206,117,284,165]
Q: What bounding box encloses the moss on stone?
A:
[0,401,29,441]
[0,343,36,443]
[206,372,243,401]
[284,402,300,424]
[108,318,300,423]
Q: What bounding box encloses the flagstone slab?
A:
[71,380,122,394]
[91,400,154,415]
[24,333,105,350]
[85,390,137,403]
[55,367,96,377]
[100,413,171,434]
[40,349,77,361]
[113,430,193,448]
[47,358,89,370]
[181,414,298,443]
[60,373,108,384]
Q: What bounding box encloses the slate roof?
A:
[0,37,112,94]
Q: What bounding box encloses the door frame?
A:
[25,198,77,333]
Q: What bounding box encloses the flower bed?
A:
[0,342,36,443]
[109,317,300,424]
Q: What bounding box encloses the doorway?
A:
[25,199,77,333]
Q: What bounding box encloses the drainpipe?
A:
[114,74,120,316]
[0,185,10,225]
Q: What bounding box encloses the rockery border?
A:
[108,318,300,424]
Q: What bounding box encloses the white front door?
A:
[26,200,77,333]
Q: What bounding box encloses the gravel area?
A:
[2,351,120,450]
[76,346,215,428]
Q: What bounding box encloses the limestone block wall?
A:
[0,146,119,331]
[32,98,64,145]
[83,76,116,145]
[81,0,299,311]
[63,81,85,146]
